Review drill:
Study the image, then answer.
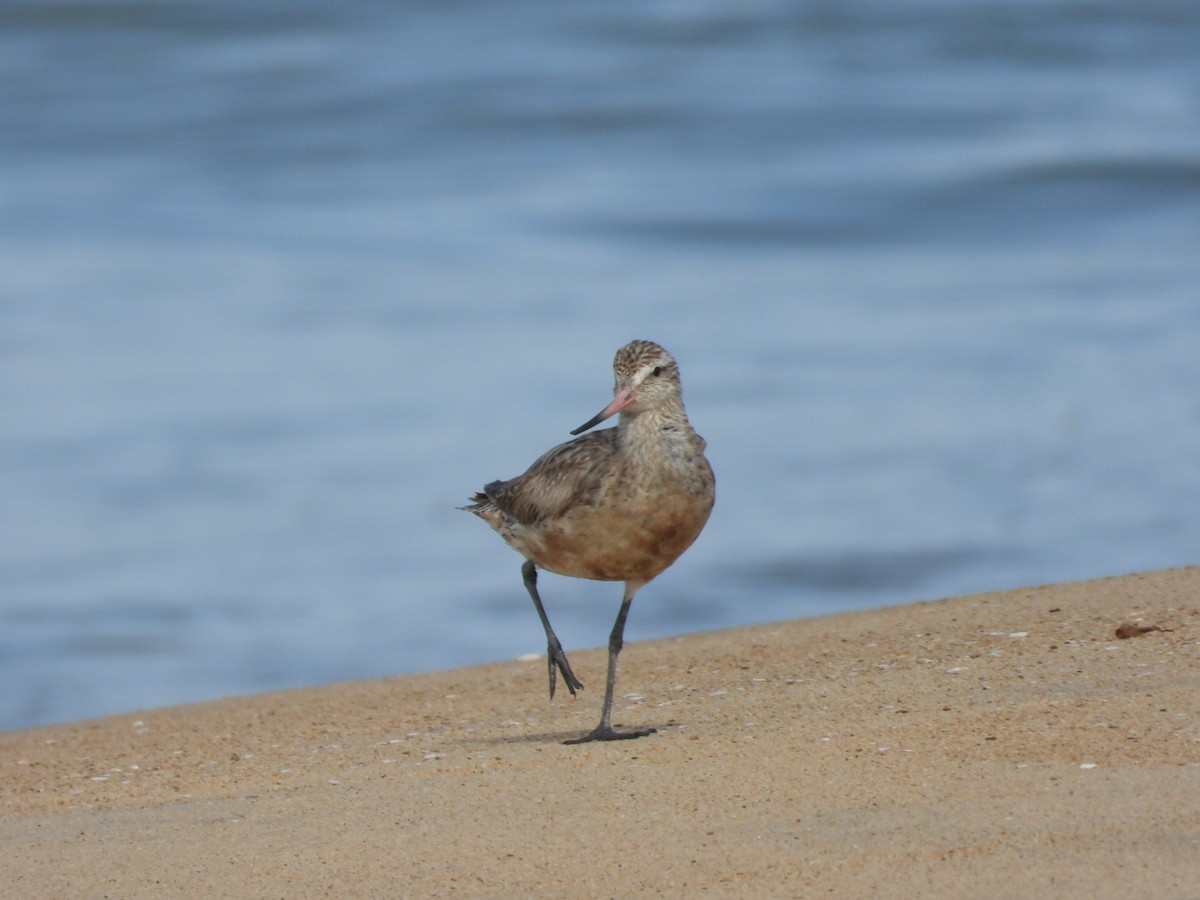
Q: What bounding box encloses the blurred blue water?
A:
[2,0,1198,731]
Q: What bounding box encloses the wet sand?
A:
[2,567,1198,897]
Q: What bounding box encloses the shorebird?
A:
[463,340,715,744]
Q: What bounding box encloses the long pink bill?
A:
[570,387,637,435]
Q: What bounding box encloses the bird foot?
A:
[547,644,583,699]
[563,725,657,745]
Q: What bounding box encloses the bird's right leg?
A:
[522,560,583,699]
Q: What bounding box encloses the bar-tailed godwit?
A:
[463,340,715,743]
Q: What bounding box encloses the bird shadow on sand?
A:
[461,721,678,747]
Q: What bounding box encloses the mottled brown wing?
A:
[484,429,618,525]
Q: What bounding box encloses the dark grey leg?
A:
[564,583,656,745]
[522,560,583,699]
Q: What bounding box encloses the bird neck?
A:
[616,399,703,464]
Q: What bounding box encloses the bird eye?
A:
[651,366,662,377]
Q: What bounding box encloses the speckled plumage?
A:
[463,339,715,744]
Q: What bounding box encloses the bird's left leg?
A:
[564,581,656,744]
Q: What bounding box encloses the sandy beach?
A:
[2,566,1197,897]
